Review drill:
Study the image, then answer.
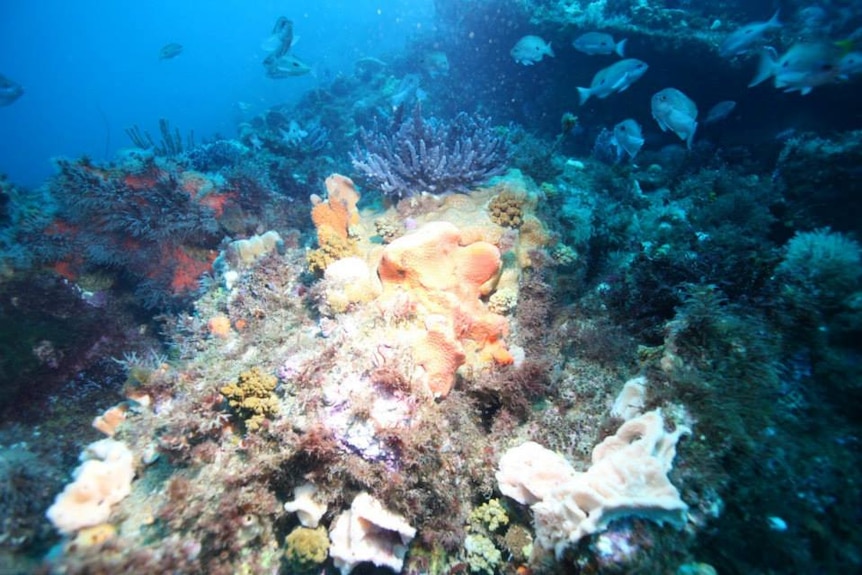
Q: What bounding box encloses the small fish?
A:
[703,100,737,124]
[159,42,183,60]
[651,88,698,149]
[510,35,554,66]
[0,74,24,106]
[612,119,644,159]
[573,32,627,57]
[749,42,841,95]
[838,51,862,78]
[422,51,450,78]
[719,10,781,58]
[264,54,312,78]
[577,58,648,105]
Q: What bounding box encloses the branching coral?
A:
[351,105,510,198]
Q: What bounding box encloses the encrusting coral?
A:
[219,367,279,432]
[488,188,526,228]
[284,525,330,574]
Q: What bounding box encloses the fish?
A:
[159,43,183,60]
[264,53,312,78]
[718,10,781,58]
[748,42,842,95]
[262,17,311,78]
[0,74,24,106]
[422,51,450,78]
[573,32,627,57]
[703,100,737,124]
[510,35,554,66]
[651,88,698,149]
[576,58,648,105]
[612,119,644,159]
[838,51,862,78]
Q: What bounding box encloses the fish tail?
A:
[748,47,777,88]
[547,42,555,58]
[616,38,627,58]
[577,87,591,105]
[767,9,782,29]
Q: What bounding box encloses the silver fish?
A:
[577,58,648,105]
[263,17,311,78]
[748,42,841,95]
[510,35,554,66]
[0,74,24,106]
[612,119,644,159]
[573,32,627,57]
[703,100,736,124]
[719,10,781,58]
[651,88,698,149]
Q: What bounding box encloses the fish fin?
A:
[547,42,555,58]
[799,86,813,96]
[577,87,591,105]
[748,47,777,87]
[686,122,698,150]
[611,73,630,91]
[766,9,781,29]
[616,38,627,58]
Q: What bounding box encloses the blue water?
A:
[0,0,433,187]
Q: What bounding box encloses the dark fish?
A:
[159,43,183,60]
[703,100,736,124]
[0,74,24,106]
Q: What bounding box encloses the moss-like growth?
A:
[284,526,329,574]
[220,367,279,432]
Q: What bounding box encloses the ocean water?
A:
[1,1,861,574]
[0,0,434,186]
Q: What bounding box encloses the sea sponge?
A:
[220,367,279,432]
[224,230,284,266]
[311,174,361,241]
[284,483,328,528]
[46,439,135,534]
[284,525,329,574]
[498,410,690,558]
[329,492,416,575]
[377,221,511,396]
[321,256,380,314]
[308,174,363,273]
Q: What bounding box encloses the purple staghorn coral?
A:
[351,105,510,198]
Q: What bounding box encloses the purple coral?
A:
[351,105,510,198]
